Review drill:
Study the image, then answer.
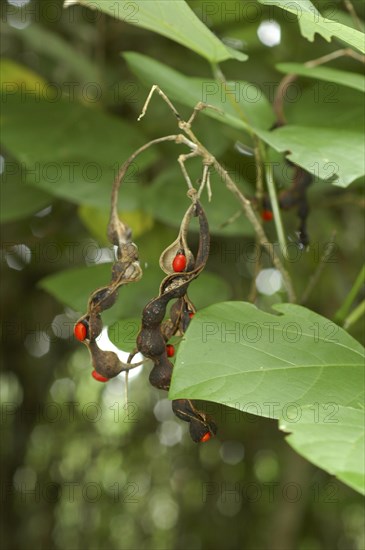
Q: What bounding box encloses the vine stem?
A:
[300,231,337,304]
[343,0,363,32]
[110,135,179,224]
[335,264,365,324]
[265,162,288,259]
[305,48,365,67]
[343,300,365,330]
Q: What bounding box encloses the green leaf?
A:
[282,84,364,132]
[1,94,156,207]
[276,63,365,93]
[257,0,365,53]
[169,302,365,492]
[0,58,47,91]
[257,125,365,187]
[145,166,254,237]
[170,301,364,408]
[78,205,154,244]
[1,165,53,223]
[123,52,275,132]
[64,0,247,62]
[108,318,141,353]
[280,406,365,495]
[4,24,99,83]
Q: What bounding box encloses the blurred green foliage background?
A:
[1,1,364,549]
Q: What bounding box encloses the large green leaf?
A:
[1,94,155,207]
[257,125,365,187]
[64,0,247,62]
[169,301,365,492]
[123,52,275,132]
[257,0,365,53]
[276,63,365,93]
[280,406,364,495]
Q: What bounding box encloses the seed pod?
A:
[172,399,217,443]
[88,286,118,313]
[88,341,125,379]
[159,203,196,275]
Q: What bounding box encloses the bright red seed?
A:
[166,344,175,357]
[74,322,87,342]
[91,370,109,382]
[172,253,187,272]
[200,432,211,443]
[261,209,273,222]
[189,312,195,319]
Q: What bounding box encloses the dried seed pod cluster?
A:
[72,87,265,442]
[137,200,217,442]
[73,124,216,441]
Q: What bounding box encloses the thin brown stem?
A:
[305,48,365,67]
[219,210,242,229]
[300,231,337,304]
[274,74,298,127]
[343,0,363,31]
[247,237,262,303]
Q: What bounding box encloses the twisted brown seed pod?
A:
[136,200,217,442]
[74,222,143,379]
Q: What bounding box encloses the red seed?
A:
[166,344,175,357]
[74,322,87,342]
[91,370,109,382]
[172,253,187,272]
[261,209,273,222]
[200,432,211,443]
[189,312,195,319]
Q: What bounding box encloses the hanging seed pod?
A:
[74,187,142,379]
[137,200,217,441]
[88,341,127,379]
[159,203,196,274]
[172,399,217,443]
